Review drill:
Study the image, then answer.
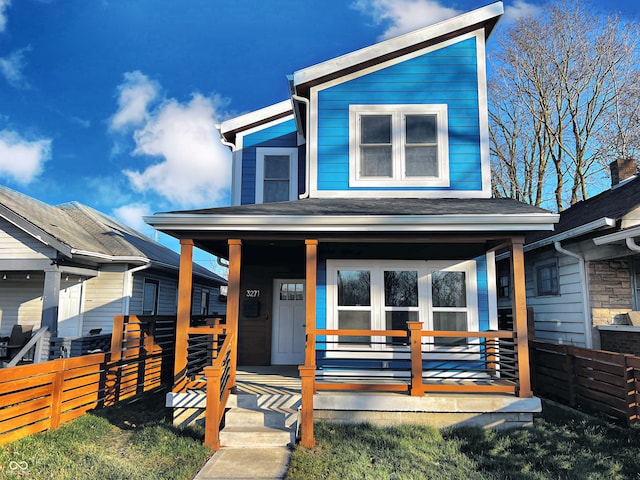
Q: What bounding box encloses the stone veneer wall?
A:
[589,260,633,326]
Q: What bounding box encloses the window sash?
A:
[349,104,449,187]
[142,279,159,315]
[327,260,478,352]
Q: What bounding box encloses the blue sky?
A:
[0,0,639,267]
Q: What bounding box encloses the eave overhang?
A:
[524,217,617,252]
[291,2,503,98]
[217,100,293,146]
[146,212,558,234]
[593,224,640,246]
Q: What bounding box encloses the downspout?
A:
[553,241,593,348]
[123,263,152,315]
[292,94,310,199]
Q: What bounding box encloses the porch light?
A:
[2,274,5,280]
[26,274,30,280]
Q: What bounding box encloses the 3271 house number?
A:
[245,289,260,298]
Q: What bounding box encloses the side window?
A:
[142,279,159,315]
[535,260,559,296]
[201,289,210,315]
[256,147,298,203]
[349,104,449,187]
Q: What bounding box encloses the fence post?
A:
[623,355,638,427]
[299,365,316,448]
[49,358,65,430]
[564,345,576,407]
[407,322,424,396]
[204,365,222,450]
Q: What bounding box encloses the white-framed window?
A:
[326,260,478,353]
[142,279,159,315]
[535,259,559,296]
[349,104,449,187]
[256,147,298,203]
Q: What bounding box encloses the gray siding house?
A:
[0,185,226,360]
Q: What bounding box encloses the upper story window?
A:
[349,104,449,188]
[256,147,298,203]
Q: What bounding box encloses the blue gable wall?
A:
[240,118,299,205]
[315,36,482,192]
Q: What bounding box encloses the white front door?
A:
[58,282,83,337]
[271,279,306,365]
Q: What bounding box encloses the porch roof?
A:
[146,198,558,245]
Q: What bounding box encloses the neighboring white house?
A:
[0,185,226,359]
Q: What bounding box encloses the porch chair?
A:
[0,324,34,363]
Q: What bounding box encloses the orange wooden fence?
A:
[530,340,640,425]
[0,315,176,446]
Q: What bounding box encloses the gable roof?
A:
[0,185,225,284]
[218,99,293,146]
[291,2,503,98]
[526,176,640,249]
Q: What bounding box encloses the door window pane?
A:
[338,311,371,346]
[433,312,468,346]
[338,270,370,306]
[432,271,466,307]
[384,271,418,306]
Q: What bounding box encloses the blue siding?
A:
[239,119,299,205]
[475,254,489,331]
[316,37,483,192]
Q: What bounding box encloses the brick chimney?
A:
[610,158,638,187]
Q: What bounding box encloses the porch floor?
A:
[235,366,301,395]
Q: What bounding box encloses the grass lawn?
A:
[287,401,640,480]
[0,389,210,480]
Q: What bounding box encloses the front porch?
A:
[164,224,538,449]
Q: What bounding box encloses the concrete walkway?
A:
[193,447,291,480]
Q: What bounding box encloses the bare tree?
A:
[489,0,640,211]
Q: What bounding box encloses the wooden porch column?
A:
[304,240,317,367]
[227,239,242,390]
[174,239,194,393]
[511,238,532,398]
[408,322,424,396]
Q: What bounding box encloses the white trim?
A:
[308,189,492,199]
[486,251,498,330]
[475,31,492,194]
[255,147,299,203]
[292,2,503,87]
[145,213,558,233]
[348,104,449,188]
[218,100,292,137]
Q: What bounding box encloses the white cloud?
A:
[110,71,160,132]
[118,82,231,208]
[0,0,10,33]
[0,46,30,88]
[503,0,542,23]
[353,0,461,40]
[113,203,153,233]
[0,129,51,184]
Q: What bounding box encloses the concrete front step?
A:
[224,407,286,428]
[219,425,294,447]
[220,393,301,448]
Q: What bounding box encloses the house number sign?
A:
[245,289,261,298]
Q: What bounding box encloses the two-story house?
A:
[146,2,558,445]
